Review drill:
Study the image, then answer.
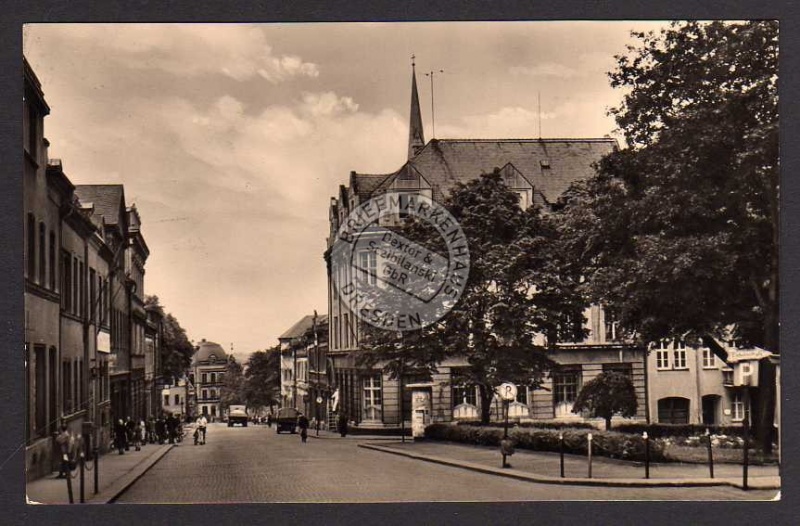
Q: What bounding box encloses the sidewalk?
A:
[358,440,781,490]
[26,442,174,505]
[310,429,408,441]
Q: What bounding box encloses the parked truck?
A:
[227,405,248,427]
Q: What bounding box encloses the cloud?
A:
[27,24,319,83]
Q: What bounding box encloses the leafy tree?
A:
[555,21,778,450]
[243,347,281,413]
[219,355,245,410]
[359,171,585,423]
[146,295,194,383]
[572,372,638,430]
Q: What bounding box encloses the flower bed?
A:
[425,423,666,462]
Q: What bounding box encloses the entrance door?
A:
[702,395,720,425]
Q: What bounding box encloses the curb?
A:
[358,443,781,490]
[88,444,174,504]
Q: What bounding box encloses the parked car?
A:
[275,407,301,434]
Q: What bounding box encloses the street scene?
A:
[22,20,779,505]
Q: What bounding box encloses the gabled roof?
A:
[351,173,393,198]
[279,313,329,341]
[74,185,126,226]
[394,138,617,202]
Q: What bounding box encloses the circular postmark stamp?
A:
[331,191,470,331]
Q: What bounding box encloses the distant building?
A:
[278,313,330,424]
[161,377,191,419]
[191,340,227,421]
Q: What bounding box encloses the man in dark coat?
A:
[114,419,127,455]
[155,416,166,444]
[297,413,310,443]
[337,412,348,438]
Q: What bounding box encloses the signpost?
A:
[498,383,517,469]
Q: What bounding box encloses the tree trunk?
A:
[478,384,492,424]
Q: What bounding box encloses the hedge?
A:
[454,421,596,431]
[425,424,666,462]
[613,423,748,439]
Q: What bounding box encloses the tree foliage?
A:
[146,295,194,383]
[359,171,585,423]
[219,355,245,410]
[243,347,281,412]
[554,21,778,449]
[572,372,638,431]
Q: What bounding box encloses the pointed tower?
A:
[408,57,426,160]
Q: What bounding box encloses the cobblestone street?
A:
[114,424,777,503]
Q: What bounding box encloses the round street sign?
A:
[316,396,323,404]
[497,383,517,401]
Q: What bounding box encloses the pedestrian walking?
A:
[55,425,74,478]
[114,419,128,455]
[132,419,142,451]
[139,418,147,447]
[298,413,309,443]
[155,416,166,444]
[125,417,135,451]
[337,412,348,438]
[197,414,208,444]
[266,412,273,428]
[166,413,177,444]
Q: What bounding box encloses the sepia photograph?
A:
[20,20,779,505]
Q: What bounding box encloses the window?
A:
[359,251,377,285]
[210,406,216,417]
[49,232,56,290]
[210,373,216,384]
[89,269,96,322]
[398,192,414,218]
[516,385,529,405]
[34,345,46,437]
[343,313,350,348]
[201,373,208,384]
[673,347,687,369]
[656,347,670,370]
[164,395,169,406]
[732,393,746,422]
[363,374,382,421]
[452,383,477,407]
[27,214,35,279]
[174,394,180,405]
[553,367,581,417]
[218,373,224,382]
[604,308,620,342]
[210,389,217,399]
[63,360,72,414]
[658,397,690,424]
[702,348,716,368]
[38,223,46,285]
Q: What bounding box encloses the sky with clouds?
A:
[23,21,668,361]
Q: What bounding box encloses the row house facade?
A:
[24,59,163,481]
[323,65,647,430]
[278,314,330,425]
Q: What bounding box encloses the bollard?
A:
[587,433,593,479]
[706,429,714,479]
[63,453,74,504]
[559,433,565,478]
[93,446,99,495]
[643,432,650,479]
[743,417,750,491]
[79,452,85,503]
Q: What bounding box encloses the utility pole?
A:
[425,69,444,138]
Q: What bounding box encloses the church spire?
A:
[408,55,426,160]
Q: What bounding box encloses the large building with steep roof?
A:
[324,65,646,430]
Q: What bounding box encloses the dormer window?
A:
[208,354,217,363]
[540,159,551,169]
